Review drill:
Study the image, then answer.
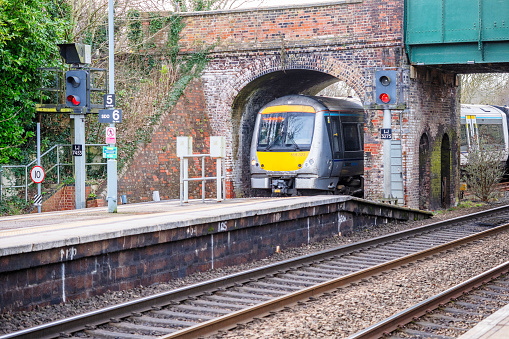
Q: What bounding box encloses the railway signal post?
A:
[367,69,407,204]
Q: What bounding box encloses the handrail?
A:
[0,144,107,203]
[179,154,225,205]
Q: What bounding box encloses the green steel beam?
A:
[405,0,509,66]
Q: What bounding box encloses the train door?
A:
[326,114,342,177]
[465,115,478,148]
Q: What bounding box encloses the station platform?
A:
[459,304,509,339]
[0,195,430,313]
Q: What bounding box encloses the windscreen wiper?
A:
[286,135,301,151]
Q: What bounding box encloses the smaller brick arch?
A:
[418,132,430,210]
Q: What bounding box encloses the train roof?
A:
[461,104,508,117]
[259,95,364,113]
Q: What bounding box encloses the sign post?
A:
[107,0,118,213]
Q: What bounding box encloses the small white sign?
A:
[30,166,45,184]
[106,126,116,144]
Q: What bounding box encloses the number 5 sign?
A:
[30,165,45,184]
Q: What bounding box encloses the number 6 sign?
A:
[30,165,45,184]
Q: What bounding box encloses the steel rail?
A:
[346,260,509,339]
[2,204,509,339]
[158,223,509,339]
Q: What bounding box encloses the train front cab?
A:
[250,95,364,196]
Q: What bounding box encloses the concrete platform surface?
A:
[459,304,509,339]
[0,195,427,257]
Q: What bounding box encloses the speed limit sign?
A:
[30,165,45,184]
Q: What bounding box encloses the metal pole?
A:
[25,166,27,202]
[57,145,60,184]
[71,115,86,209]
[216,158,222,202]
[180,157,183,206]
[37,123,41,213]
[183,157,189,203]
[383,108,392,200]
[201,156,205,202]
[222,158,226,200]
[107,0,117,212]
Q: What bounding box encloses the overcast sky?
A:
[233,0,333,9]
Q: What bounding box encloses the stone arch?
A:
[201,53,365,197]
[418,132,430,210]
[441,133,451,208]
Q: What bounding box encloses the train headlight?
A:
[251,159,256,166]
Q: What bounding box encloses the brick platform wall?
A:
[0,199,430,312]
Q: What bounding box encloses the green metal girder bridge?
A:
[405,0,509,72]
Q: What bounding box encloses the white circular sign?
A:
[30,165,45,184]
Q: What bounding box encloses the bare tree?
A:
[462,138,505,202]
[460,73,509,106]
[317,81,358,98]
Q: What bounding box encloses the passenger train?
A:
[460,104,509,166]
[249,97,509,196]
[250,95,364,196]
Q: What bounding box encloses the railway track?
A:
[3,205,509,339]
[348,261,509,339]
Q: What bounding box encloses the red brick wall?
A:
[117,80,217,203]
[36,185,106,212]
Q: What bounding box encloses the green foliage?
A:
[0,195,31,216]
[127,10,142,47]
[0,0,69,164]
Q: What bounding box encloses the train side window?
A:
[478,123,504,146]
[328,116,341,158]
[460,123,468,152]
[343,123,361,151]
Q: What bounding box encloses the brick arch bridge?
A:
[118,0,459,210]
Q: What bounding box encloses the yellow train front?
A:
[250,94,364,196]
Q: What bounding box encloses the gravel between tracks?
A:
[1,201,508,336]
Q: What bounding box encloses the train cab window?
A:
[343,123,362,151]
[257,113,315,151]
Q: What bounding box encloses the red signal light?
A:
[379,93,390,104]
[67,95,81,106]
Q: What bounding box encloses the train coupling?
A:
[271,178,296,195]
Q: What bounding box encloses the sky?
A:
[227,0,334,10]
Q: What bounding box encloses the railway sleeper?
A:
[396,328,454,339]
[151,309,214,321]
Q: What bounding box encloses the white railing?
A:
[179,155,225,205]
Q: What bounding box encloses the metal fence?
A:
[0,144,107,202]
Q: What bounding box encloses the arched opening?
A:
[418,133,430,210]
[441,133,451,208]
[230,68,362,197]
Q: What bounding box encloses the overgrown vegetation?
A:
[462,138,506,202]
[1,0,219,215]
[0,0,70,163]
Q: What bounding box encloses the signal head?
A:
[375,70,398,106]
[65,70,87,108]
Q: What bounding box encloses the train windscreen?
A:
[257,113,315,151]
